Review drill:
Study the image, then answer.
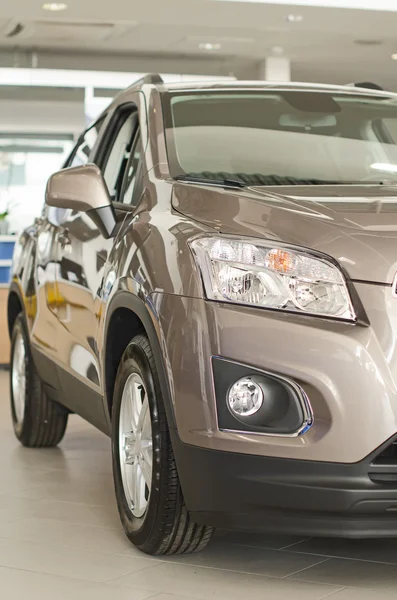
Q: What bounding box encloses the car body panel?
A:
[172,183,397,284]
[151,288,397,464]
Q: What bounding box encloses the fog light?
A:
[228,377,264,417]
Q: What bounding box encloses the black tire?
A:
[10,314,68,448]
[112,333,214,555]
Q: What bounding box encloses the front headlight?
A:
[190,237,356,321]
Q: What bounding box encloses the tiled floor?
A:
[1,370,397,599]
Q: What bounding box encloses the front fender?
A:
[101,288,177,431]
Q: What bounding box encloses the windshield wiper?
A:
[175,175,246,189]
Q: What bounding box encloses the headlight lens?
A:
[190,237,356,321]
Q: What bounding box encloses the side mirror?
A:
[46,164,116,238]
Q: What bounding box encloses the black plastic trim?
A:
[212,357,311,436]
[103,291,176,429]
[171,431,397,538]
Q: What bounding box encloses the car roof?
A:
[156,81,395,97]
[104,74,397,119]
[124,74,395,97]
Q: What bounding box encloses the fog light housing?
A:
[228,377,264,417]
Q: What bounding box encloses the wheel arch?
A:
[103,292,176,430]
[7,283,24,338]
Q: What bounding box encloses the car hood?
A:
[172,183,397,284]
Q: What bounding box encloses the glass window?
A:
[69,118,105,168]
[103,112,137,198]
[163,91,397,185]
[381,118,397,142]
[121,132,142,205]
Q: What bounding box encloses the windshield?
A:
[162,90,397,185]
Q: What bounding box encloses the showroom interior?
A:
[3,0,397,598]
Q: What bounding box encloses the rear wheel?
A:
[10,314,68,448]
[112,333,214,555]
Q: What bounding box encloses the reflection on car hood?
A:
[172,183,397,284]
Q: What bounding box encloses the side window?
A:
[68,118,105,168]
[120,131,143,206]
[379,118,397,143]
[102,111,138,200]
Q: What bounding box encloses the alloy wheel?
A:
[119,373,153,518]
[12,331,27,424]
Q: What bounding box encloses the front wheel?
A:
[111,333,213,555]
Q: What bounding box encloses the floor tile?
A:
[325,586,397,600]
[0,516,135,554]
[30,499,121,529]
[216,530,307,550]
[19,476,117,506]
[289,557,397,590]
[110,562,342,600]
[158,539,328,578]
[0,565,155,600]
[0,493,42,514]
[288,537,397,565]
[0,536,153,582]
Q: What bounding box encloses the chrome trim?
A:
[213,356,314,438]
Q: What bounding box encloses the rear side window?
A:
[103,112,137,197]
[121,132,143,206]
[68,118,106,168]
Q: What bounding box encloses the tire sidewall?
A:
[112,340,163,547]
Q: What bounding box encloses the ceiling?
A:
[2,1,397,89]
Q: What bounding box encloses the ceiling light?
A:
[42,3,68,11]
[392,53,397,60]
[286,14,303,22]
[270,45,285,57]
[199,42,221,51]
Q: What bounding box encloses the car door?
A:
[29,120,104,388]
[53,102,141,428]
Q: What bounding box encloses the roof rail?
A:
[131,73,164,88]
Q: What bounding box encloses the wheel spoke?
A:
[136,396,149,435]
[123,433,137,465]
[132,459,146,514]
[130,381,144,432]
[12,332,26,424]
[118,372,153,519]
[139,447,153,488]
[141,403,152,440]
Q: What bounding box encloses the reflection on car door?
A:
[29,214,63,389]
[53,103,140,428]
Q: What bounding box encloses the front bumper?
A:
[152,284,397,464]
[172,431,397,538]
